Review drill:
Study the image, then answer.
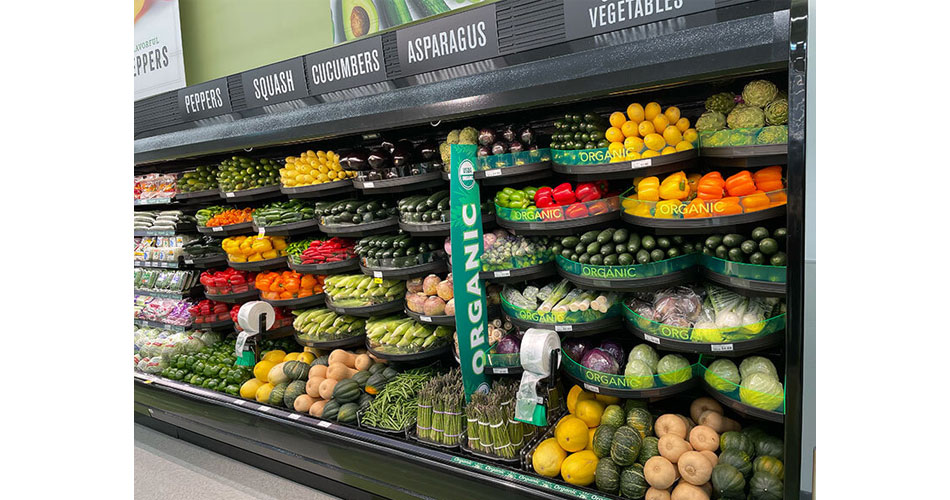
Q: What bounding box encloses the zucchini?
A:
[407,0,450,17]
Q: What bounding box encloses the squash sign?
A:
[449,144,491,400]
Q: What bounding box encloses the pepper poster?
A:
[134,0,187,100]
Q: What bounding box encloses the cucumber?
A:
[641,236,656,251]
[552,244,564,256]
[740,240,758,255]
[570,253,579,261]
[575,243,587,254]
[681,243,694,254]
[636,250,651,264]
[408,0,450,17]
[627,234,641,253]
[614,243,627,255]
[561,248,574,258]
[596,229,615,244]
[580,230,600,244]
[751,227,770,241]
[650,249,665,262]
[749,252,766,265]
[612,229,629,243]
[722,234,744,248]
[603,254,619,266]
[715,245,729,259]
[656,237,670,249]
[727,248,744,262]
[773,227,788,244]
[666,247,680,258]
[671,236,684,245]
[378,0,413,29]
[618,253,634,265]
[436,197,451,211]
[705,235,722,249]
[600,243,614,256]
[590,254,604,266]
[426,191,449,208]
[579,253,591,264]
[770,251,787,266]
[561,236,580,248]
[587,242,601,254]
[758,238,779,255]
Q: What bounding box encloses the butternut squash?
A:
[368,353,387,364]
[658,435,692,464]
[644,456,677,489]
[698,410,741,433]
[688,425,719,452]
[671,482,709,500]
[306,376,325,398]
[294,394,317,413]
[328,349,358,368]
[655,414,688,439]
[326,362,358,380]
[646,488,672,500]
[309,364,328,379]
[689,397,723,423]
[677,451,713,486]
[354,353,373,371]
[699,450,718,467]
[318,378,338,400]
[309,399,328,418]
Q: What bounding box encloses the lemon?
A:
[608,141,626,156]
[663,126,683,146]
[664,106,681,124]
[624,151,642,160]
[676,141,695,152]
[621,121,640,138]
[624,136,645,154]
[609,154,627,163]
[626,103,645,123]
[561,450,599,486]
[532,438,567,477]
[661,146,678,155]
[574,399,606,427]
[642,150,661,158]
[652,115,670,135]
[555,416,589,452]
[240,379,264,399]
[644,102,662,121]
[675,117,691,132]
[595,394,620,405]
[638,121,656,137]
[609,111,627,128]
[605,127,624,143]
[644,133,666,151]
[567,385,595,414]
[683,128,699,143]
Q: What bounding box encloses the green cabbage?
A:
[739,356,778,380]
[739,372,785,410]
[656,354,691,386]
[624,359,655,389]
[628,344,659,372]
[705,359,740,392]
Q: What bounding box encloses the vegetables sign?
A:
[449,145,491,400]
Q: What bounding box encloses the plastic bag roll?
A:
[515,329,560,422]
[237,301,275,333]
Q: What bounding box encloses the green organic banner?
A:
[556,254,697,279]
[450,144,491,400]
[449,456,612,500]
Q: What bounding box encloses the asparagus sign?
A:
[450,144,491,400]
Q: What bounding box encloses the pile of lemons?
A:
[605,103,699,161]
[280,150,356,188]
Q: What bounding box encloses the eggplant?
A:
[346,148,371,171]
[508,141,524,153]
[367,147,392,169]
[501,125,518,143]
[527,144,539,151]
[477,145,491,157]
[380,140,395,154]
[478,128,496,146]
[392,140,414,167]
[519,127,536,146]
[417,138,438,161]
[491,141,508,156]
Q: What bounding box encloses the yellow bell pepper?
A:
[247,253,264,262]
[261,249,278,259]
[631,202,653,218]
[251,238,272,254]
[655,199,683,219]
[659,171,690,200]
[637,177,660,202]
[272,238,287,251]
[621,197,639,213]
[229,254,247,263]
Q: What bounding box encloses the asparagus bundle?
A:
[416,369,464,445]
[464,380,529,459]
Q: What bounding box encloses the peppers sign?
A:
[134,0,186,101]
[449,144,491,400]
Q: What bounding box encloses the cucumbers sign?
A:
[449,144,491,400]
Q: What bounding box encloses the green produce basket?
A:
[698,355,786,422]
[495,196,621,223]
[481,249,555,272]
[699,125,788,148]
[621,186,787,219]
[500,290,622,325]
[623,304,786,344]
[560,349,699,398]
[700,254,786,283]
[361,250,444,270]
[477,148,551,170]
[556,254,697,280]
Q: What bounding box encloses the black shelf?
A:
[287,257,360,274]
[261,293,326,309]
[204,289,260,303]
[175,189,221,202]
[184,254,228,268]
[700,378,785,424]
[621,204,787,234]
[480,262,557,283]
[219,185,283,202]
[252,218,321,237]
[552,150,697,180]
[495,210,620,236]
[556,264,695,292]
[281,180,356,199]
[318,218,398,237]
[353,171,445,194]
[505,314,622,337]
[699,266,787,296]
[623,321,784,357]
[404,308,455,326]
[561,369,697,400]
[197,222,255,236]
[398,220,450,236]
[360,259,447,280]
[325,298,404,317]
[365,342,452,362]
[229,257,288,271]
[473,162,551,186]
[701,143,788,168]
[193,318,236,331]
[294,333,366,349]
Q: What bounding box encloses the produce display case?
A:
[551,148,697,180]
[359,252,448,280]
[134,2,810,498]
[556,254,697,291]
[495,197,622,235]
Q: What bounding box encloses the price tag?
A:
[494,270,511,278]
[259,405,270,412]
[711,344,734,352]
[373,277,383,284]
[485,169,502,177]
[363,181,375,188]
[373,271,383,278]
[317,421,332,429]
[234,399,246,406]
[144,379,153,384]
[555,325,572,332]
[644,334,660,344]
[225,192,236,198]
[420,316,431,322]
[583,383,600,393]
[184,259,194,265]
[212,226,223,232]
[288,413,301,421]
[630,159,652,169]
[258,227,266,237]
[493,367,509,374]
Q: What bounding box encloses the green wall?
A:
[180,0,333,85]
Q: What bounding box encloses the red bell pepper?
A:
[534,187,554,208]
[574,183,602,203]
[587,200,609,216]
[565,202,589,219]
[552,183,576,205]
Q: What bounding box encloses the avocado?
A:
[343,0,379,41]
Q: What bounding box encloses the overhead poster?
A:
[134,0,187,101]
[330,0,493,44]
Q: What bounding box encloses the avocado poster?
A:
[330,0,493,44]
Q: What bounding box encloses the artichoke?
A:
[727,106,765,130]
[458,127,479,145]
[704,130,732,147]
[728,130,756,146]
[741,80,779,107]
[446,129,460,145]
[705,92,737,114]
[439,142,451,164]
[764,98,788,125]
[756,126,788,145]
[695,110,727,132]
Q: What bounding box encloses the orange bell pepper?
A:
[725,171,756,197]
[712,197,743,216]
[768,190,788,206]
[696,172,725,201]
[297,289,313,298]
[279,291,294,300]
[753,166,784,192]
[686,173,701,194]
[683,198,711,218]
[301,275,317,290]
[740,190,771,212]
